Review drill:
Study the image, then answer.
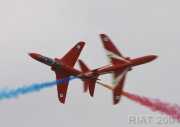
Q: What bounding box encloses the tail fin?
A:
[78,59,90,73]
[78,59,97,97]
[84,78,97,97]
[78,59,90,92]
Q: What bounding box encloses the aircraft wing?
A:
[113,73,127,105]
[98,68,128,105]
[96,68,127,105]
[55,71,70,104]
[56,42,85,67]
[54,42,85,104]
[100,34,129,65]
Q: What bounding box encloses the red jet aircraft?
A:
[29,42,85,104]
[78,34,157,105]
[29,42,133,104]
[28,43,132,104]
[29,34,157,104]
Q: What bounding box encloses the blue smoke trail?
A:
[0,76,77,100]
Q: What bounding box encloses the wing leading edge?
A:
[100,34,129,65]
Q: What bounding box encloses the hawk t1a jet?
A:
[79,34,157,105]
[29,42,85,104]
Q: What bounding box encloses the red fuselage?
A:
[29,53,157,79]
[80,55,157,78]
[29,53,81,75]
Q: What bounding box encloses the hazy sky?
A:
[0,0,180,127]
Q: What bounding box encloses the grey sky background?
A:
[0,0,180,127]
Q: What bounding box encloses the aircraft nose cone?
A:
[100,34,106,38]
[100,34,109,42]
[150,55,158,61]
[28,53,40,59]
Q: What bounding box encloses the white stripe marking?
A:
[114,68,128,87]
[106,50,130,63]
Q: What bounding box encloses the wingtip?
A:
[100,33,108,38]
[89,92,94,97]
[113,101,119,105]
[75,42,85,51]
[99,33,110,42]
[77,41,85,46]
[113,96,121,105]
[58,97,66,104]
[89,87,95,97]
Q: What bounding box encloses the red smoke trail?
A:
[122,91,180,121]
